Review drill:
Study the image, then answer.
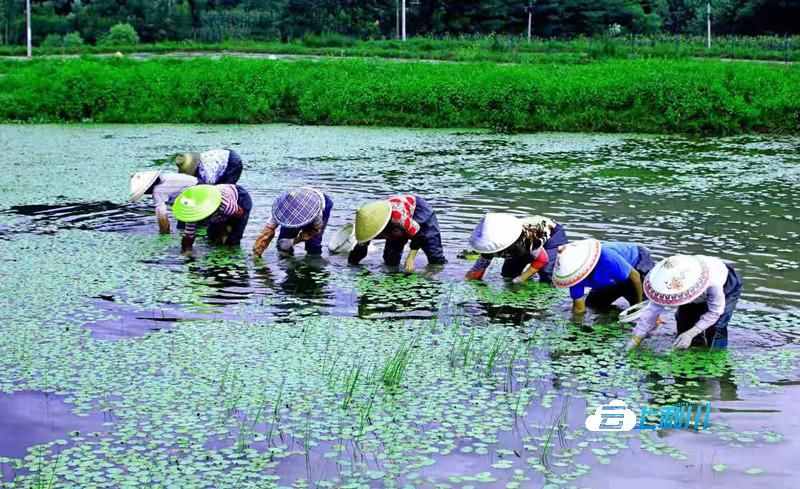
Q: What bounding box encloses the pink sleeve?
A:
[531,247,549,270]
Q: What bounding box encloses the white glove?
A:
[673,326,704,349]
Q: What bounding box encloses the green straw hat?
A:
[175,152,201,175]
[129,170,161,202]
[355,200,392,243]
[172,185,222,223]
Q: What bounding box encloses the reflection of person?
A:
[129,171,197,233]
[627,255,742,350]
[465,213,568,284]
[348,195,446,273]
[554,239,651,316]
[175,149,243,185]
[252,187,333,259]
[173,184,252,254]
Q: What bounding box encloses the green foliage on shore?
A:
[0,57,798,135]
[0,35,798,63]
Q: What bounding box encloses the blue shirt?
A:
[604,242,641,267]
[569,247,634,300]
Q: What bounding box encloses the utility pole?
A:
[26,0,32,57]
[706,0,711,49]
[401,0,406,41]
[526,3,533,43]
[396,0,400,40]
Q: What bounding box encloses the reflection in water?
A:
[0,391,110,460]
[4,201,150,234]
[252,256,334,316]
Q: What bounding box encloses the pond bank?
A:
[1,58,798,134]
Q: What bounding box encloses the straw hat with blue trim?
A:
[129,170,161,202]
[272,187,325,228]
[172,185,222,223]
[355,200,392,243]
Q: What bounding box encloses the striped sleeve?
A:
[218,185,240,217]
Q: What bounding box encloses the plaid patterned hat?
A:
[272,187,325,228]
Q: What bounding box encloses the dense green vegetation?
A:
[0,0,797,49]
[1,57,797,135]
[1,35,798,63]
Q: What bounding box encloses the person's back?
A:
[603,242,640,268]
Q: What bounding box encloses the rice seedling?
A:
[380,339,416,391]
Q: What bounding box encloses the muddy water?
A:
[0,125,798,488]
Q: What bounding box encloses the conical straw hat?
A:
[129,170,161,202]
[553,239,602,288]
[644,255,710,306]
[272,187,325,228]
[172,185,222,223]
[175,153,200,175]
[469,213,523,254]
[355,200,392,243]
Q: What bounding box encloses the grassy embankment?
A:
[0,57,798,135]
[0,35,798,63]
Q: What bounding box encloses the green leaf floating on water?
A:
[712,464,727,472]
[745,468,765,475]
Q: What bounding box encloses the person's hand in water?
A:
[673,326,703,349]
[181,235,194,256]
[253,227,275,258]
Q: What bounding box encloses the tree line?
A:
[0,0,797,46]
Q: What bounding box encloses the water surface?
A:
[0,125,798,488]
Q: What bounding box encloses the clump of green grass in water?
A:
[341,363,371,410]
[484,334,509,377]
[381,339,416,390]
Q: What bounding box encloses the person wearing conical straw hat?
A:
[466,213,568,284]
[252,187,333,258]
[175,149,243,185]
[173,184,252,254]
[553,239,653,316]
[627,255,742,350]
[129,170,197,234]
[348,195,446,272]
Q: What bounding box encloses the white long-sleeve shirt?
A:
[152,173,198,220]
[633,256,729,337]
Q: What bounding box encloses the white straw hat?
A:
[129,170,161,202]
[644,255,710,306]
[553,239,602,288]
[469,213,523,254]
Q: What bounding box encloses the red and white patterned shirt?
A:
[388,195,420,237]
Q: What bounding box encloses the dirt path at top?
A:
[0,50,795,65]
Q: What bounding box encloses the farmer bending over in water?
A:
[627,254,742,350]
[252,187,333,258]
[173,184,252,254]
[465,213,568,284]
[175,149,243,185]
[348,195,446,272]
[553,239,653,315]
[129,170,197,233]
